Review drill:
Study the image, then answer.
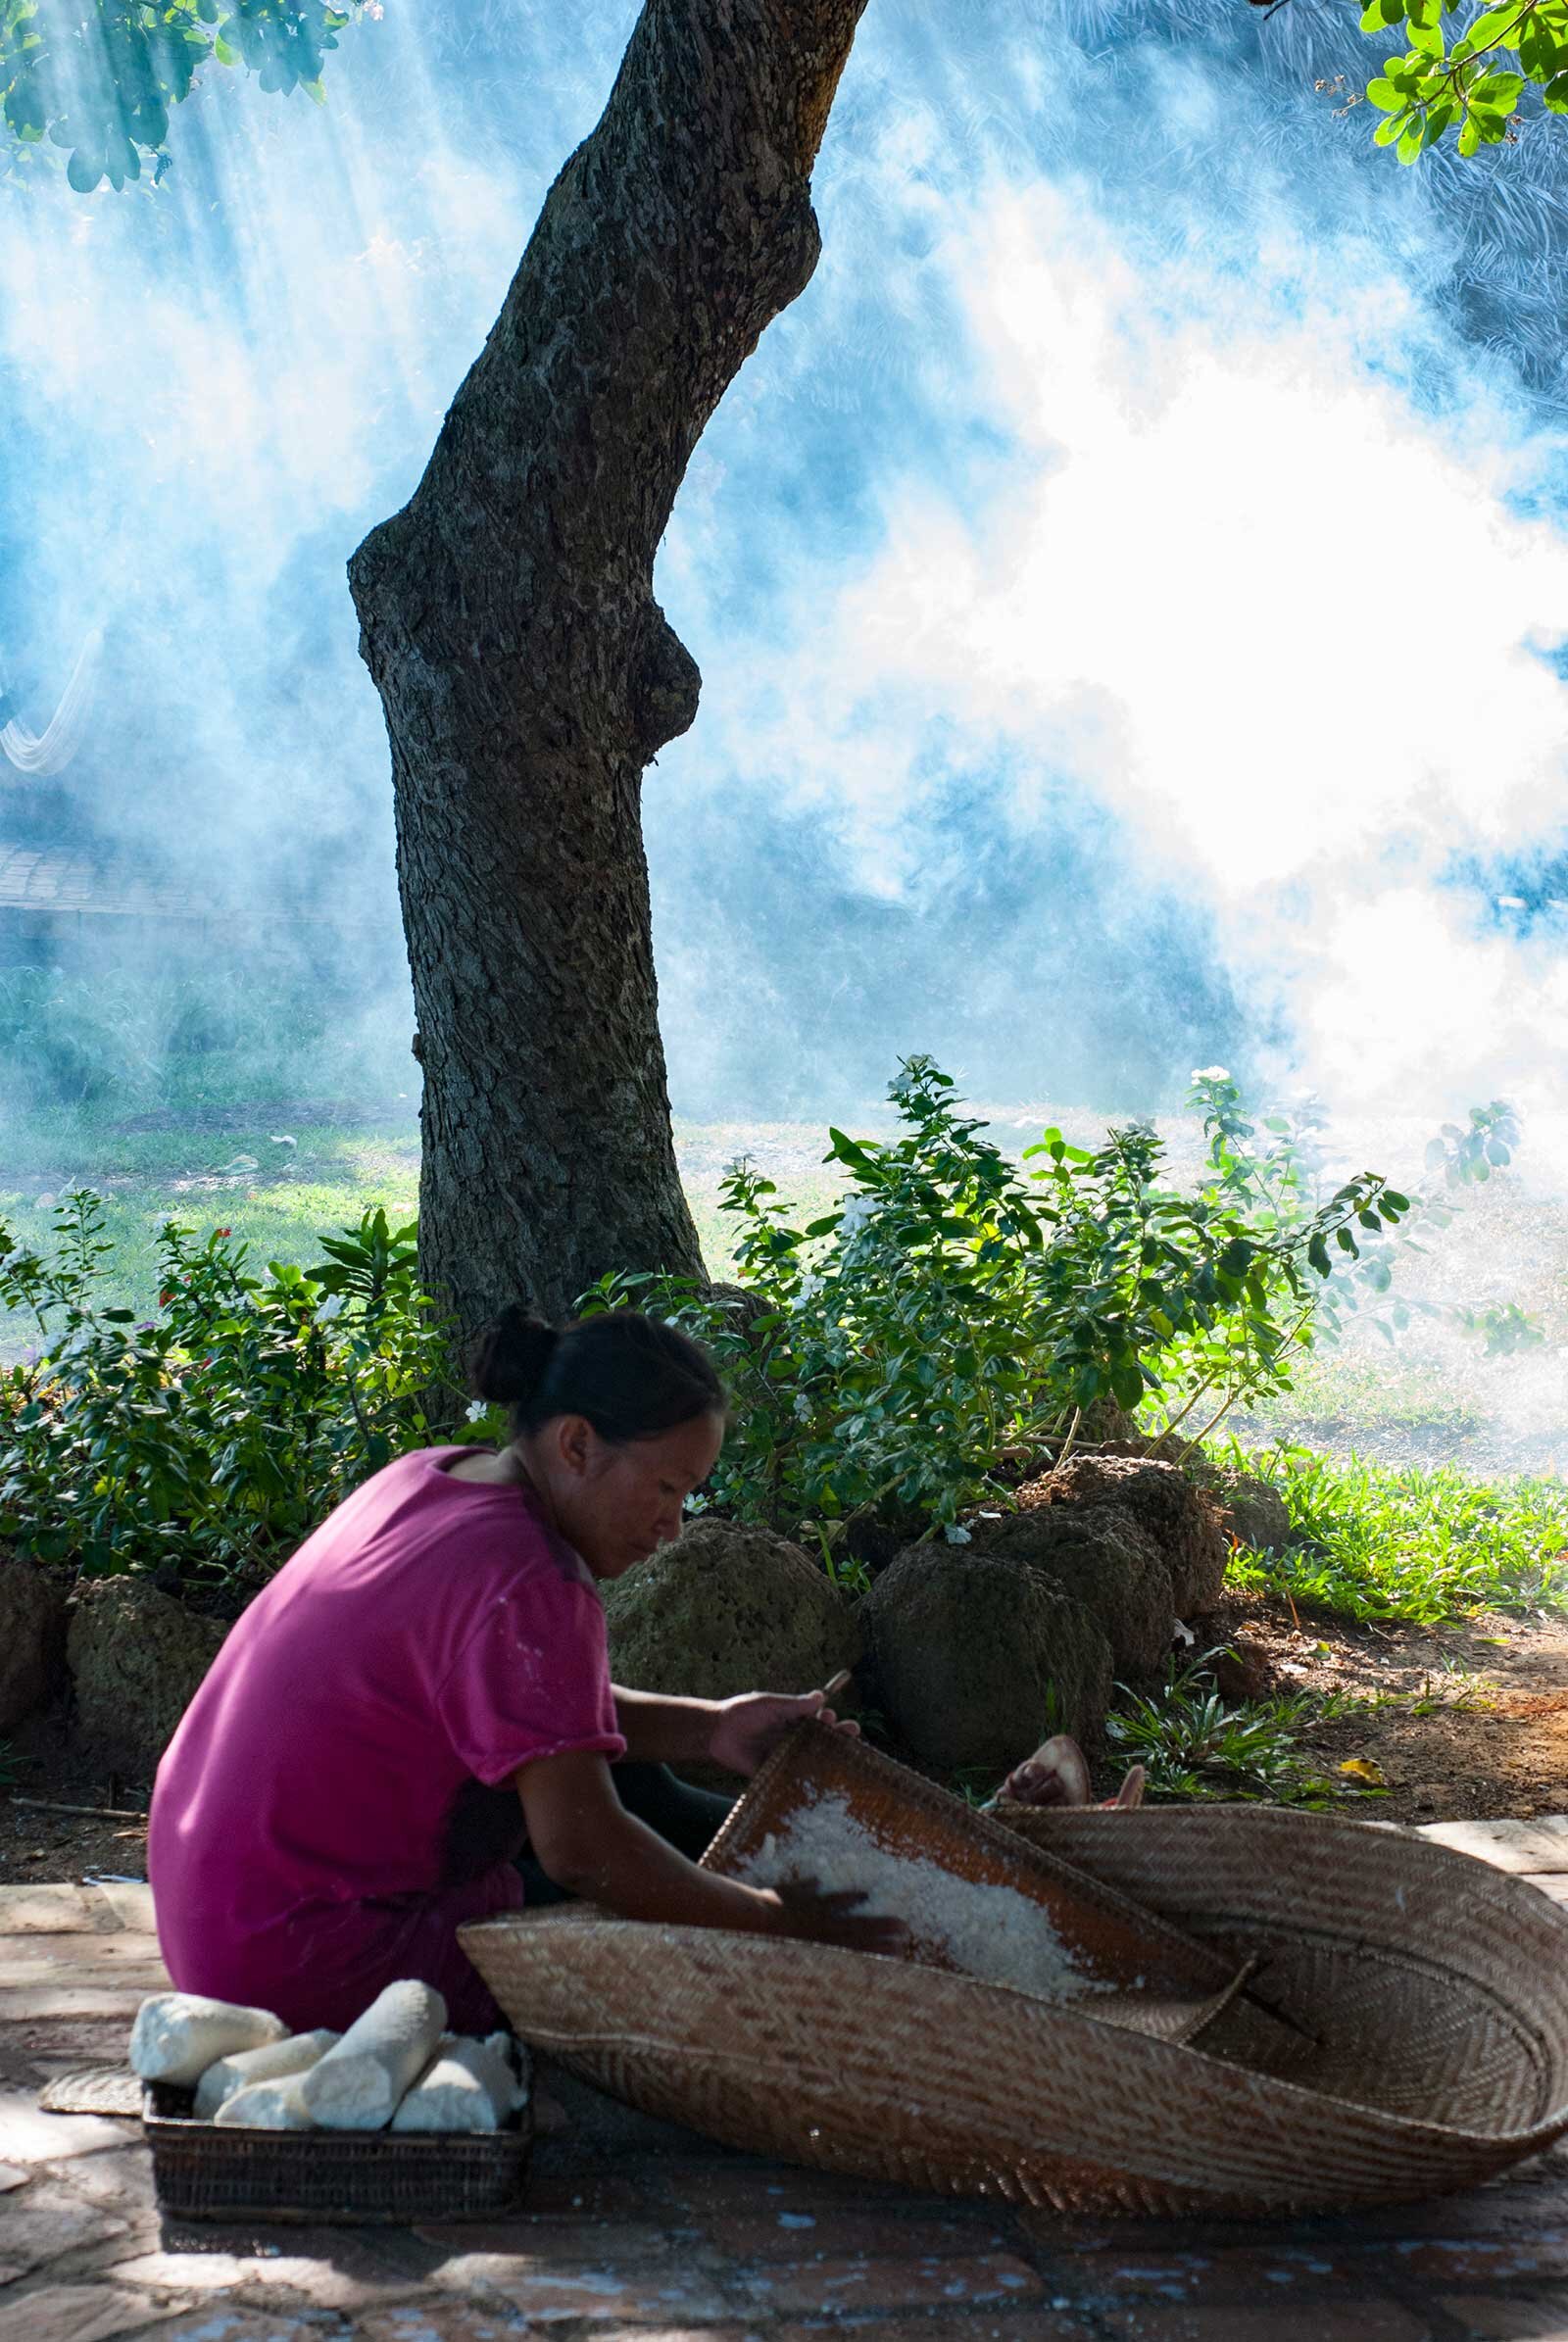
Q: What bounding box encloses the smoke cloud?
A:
[0,0,1563,1144]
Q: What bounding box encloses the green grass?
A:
[0,1115,844,1337]
[0,1127,421,1330]
[1215,1441,1568,1624]
[1104,1651,1369,1807]
[1237,1352,1487,1451]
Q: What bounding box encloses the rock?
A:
[600,1519,859,1708]
[1020,1453,1230,1618]
[0,1549,68,1731]
[971,1505,1176,1679]
[1197,1468,1294,1556]
[860,1543,1112,1777]
[66,1578,229,1777]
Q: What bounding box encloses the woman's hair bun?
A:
[468,1305,560,1406]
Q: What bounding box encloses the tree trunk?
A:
[348,0,868,1340]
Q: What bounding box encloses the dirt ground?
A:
[1142,1589,1568,1824]
[0,1701,155,1886]
[3,1592,1564,1889]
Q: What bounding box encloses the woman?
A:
[149,1306,900,2037]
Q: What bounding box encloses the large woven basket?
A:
[461,1749,1568,2216]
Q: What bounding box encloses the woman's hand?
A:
[764,1876,908,1958]
[707,1683,858,1779]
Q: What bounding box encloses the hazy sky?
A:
[1,0,1565,1122]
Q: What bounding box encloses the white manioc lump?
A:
[214,2072,316,2130]
[128,1992,288,2086]
[300,1979,447,2131]
[733,1789,1108,2003]
[193,2028,340,2120]
[390,2031,523,2132]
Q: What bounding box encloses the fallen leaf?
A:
[1339,1757,1386,1785]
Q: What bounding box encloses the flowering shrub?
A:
[0,1196,452,1584]
[582,1057,1410,1544]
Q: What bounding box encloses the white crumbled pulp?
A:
[128,1987,525,2132]
[733,1788,1108,2001]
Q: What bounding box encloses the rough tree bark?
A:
[348,0,869,1339]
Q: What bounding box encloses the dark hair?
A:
[468,1305,724,1443]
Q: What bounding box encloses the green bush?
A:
[0,1195,451,1585]
[582,1056,1409,1543]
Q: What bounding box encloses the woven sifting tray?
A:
[461,1729,1568,2216]
[698,1722,1293,2047]
[142,2078,532,2225]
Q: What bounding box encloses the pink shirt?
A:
[149,1448,624,2032]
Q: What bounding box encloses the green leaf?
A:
[1367,74,1405,106]
[1471,68,1524,101]
[1464,4,1527,48]
[1544,68,1568,106]
[1375,108,1411,141]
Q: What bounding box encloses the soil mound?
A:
[1020,1452,1230,1617]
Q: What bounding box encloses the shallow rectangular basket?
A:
[142,2081,532,2225]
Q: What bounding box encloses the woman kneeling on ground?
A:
[149,1307,903,2036]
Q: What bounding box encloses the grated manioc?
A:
[128,1992,288,2086]
[300,1978,447,2130]
[213,2072,315,2129]
[733,1789,1107,2001]
[389,2032,522,2132]
[193,2027,340,2120]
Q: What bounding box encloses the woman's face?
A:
[533,1409,725,1579]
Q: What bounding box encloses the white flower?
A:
[797,1272,822,1302]
[466,1399,489,1422]
[1190,1066,1231,1085]
[839,1195,877,1241]
[943,1523,972,1544]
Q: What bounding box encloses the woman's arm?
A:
[610,1687,718,1766]
[514,1748,904,1952]
[612,1683,858,1774]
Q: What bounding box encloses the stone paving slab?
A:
[5,1821,1568,2339]
[1420,1819,1568,1875]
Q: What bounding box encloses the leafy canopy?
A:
[0,0,369,191]
[1268,0,1568,161]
